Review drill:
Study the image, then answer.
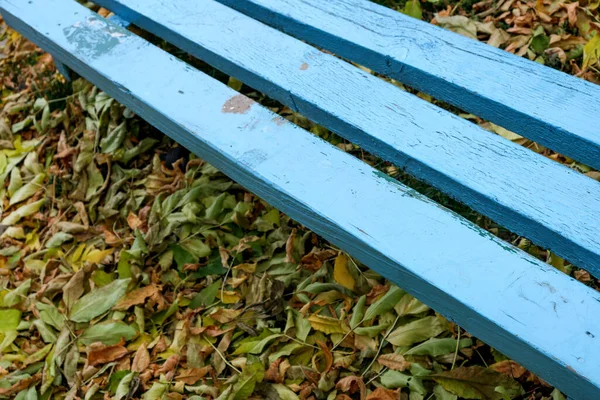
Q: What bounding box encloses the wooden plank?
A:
[88,0,600,275]
[217,0,600,172]
[2,0,599,397]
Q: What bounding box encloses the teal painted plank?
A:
[218,0,600,172]
[2,1,599,398]
[92,0,600,275]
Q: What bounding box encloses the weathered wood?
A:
[218,0,600,172]
[91,0,600,276]
[2,1,599,398]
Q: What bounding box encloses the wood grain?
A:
[2,0,599,397]
[219,0,600,172]
[93,0,600,275]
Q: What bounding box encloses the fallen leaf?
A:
[336,375,367,399]
[377,353,411,371]
[175,366,210,384]
[333,253,356,291]
[114,285,159,310]
[366,387,400,400]
[432,366,523,400]
[88,343,129,366]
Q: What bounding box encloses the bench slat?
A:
[2,0,599,397]
[218,0,600,172]
[91,0,600,275]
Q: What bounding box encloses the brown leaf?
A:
[564,2,579,26]
[285,228,297,263]
[366,387,400,400]
[87,344,128,367]
[157,354,180,376]
[132,343,150,372]
[127,211,143,230]
[0,372,41,396]
[265,358,284,383]
[175,366,211,385]
[317,341,333,373]
[336,375,366,400]
[62,269,85,310]
[377,353,411,371]
[489,360,527,379]
[114,285,159,310]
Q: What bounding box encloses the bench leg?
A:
[52,56,75,81]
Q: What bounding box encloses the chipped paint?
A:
[222,94,254,114]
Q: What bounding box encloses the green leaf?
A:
[434,384,458,400]
[69,278,131,322]
[402,0,422,20]
[395,294,430,316]
[1,199,45,225]
[387,316,447,346]
[3,279,31,307]
[232,362,265,400]
[432,366,523,400]
[171,244,196,271]
[79,321,137,346]
[190,260,227,278]
[45,232,73,248]
[114,371,136,400]
[141,382,168,400]
[233,330,281,355]
[9,173,45,206]
[0,309,21,332]
[350,295,366,329]
[190,280,221,309]
[364,286,404,321]
[381,370,426,394]
[405,338,472,357]
[272,384,300,400]
[100,122,127,154]
[36,302,66,331]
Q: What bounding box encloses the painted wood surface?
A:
[90,0,600,276]
[2,0,599,397]
[218,0,600,172]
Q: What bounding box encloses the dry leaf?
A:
[334,253,356,291]
[175,366,211,385]
[336,375,367,400]
[366,387,400,400]
[87,343,129,366]
[377,353,411,371]
[132,342,150,372]
[114,285,160,310]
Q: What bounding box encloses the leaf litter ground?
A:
[0,0,599,399]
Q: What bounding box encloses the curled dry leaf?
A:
[336,375,367,400]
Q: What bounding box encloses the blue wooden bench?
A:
[1,0,599,398]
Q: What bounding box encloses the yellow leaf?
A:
[583,34,600,70]
[333,254,355,291]
[308,314,348,334]
[70,243,86,263]
[84,248,114,264]
[219,290,241,304]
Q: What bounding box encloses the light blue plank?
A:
[91,0,600,276]
[107,14,130,28]
[2,1,599,398]
[218,0,600,172]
